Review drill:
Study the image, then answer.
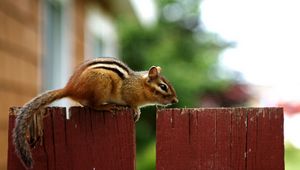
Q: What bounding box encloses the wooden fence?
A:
[156,108,284,170]
[8,107,135,170]
[8,107,284,170]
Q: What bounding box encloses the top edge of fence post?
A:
[157,107,283,112]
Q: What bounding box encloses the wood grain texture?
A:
[156,108,284,170]
[8,107,136,170]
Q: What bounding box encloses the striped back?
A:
[86,58,132,79]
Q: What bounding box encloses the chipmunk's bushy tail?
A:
[13,89,66,169]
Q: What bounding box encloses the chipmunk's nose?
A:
[172,98,179,104]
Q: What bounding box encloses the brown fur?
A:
[13,57,177,169]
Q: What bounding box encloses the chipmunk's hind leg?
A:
[90,103,130,116]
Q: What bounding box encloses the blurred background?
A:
[0,0,299,169]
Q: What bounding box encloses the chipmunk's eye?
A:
[159,84,168,92]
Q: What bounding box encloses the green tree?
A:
[119,0,230,107]
[117,0,231,169]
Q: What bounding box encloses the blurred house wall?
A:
[0,0,41,169]
[0,0,134,169]
[73,0,85,65]
[0,0,86,169]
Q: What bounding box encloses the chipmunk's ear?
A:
[148,66,161,80]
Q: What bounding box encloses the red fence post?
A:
[156,108,284,170]
[8,107,136,170]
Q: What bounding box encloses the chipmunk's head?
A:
[145,66,178,106]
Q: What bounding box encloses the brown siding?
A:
[73,0,86,66]
[0,0,41,169]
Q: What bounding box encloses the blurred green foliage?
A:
[285,144,300,170]
[119,3,230,107]
[117,0,231,169]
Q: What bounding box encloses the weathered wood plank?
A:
[246,108,284,170]
[7,107,136,170]
[215,109,231,170]
[156,108,284,170]
[196,109,216,170]
[231,108,247,170]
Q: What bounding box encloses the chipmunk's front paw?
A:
[93,104,130,116]
[133,109,141,122]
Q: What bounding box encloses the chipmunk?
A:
[13,57,178,169]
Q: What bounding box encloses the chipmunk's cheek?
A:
[157,99,168,105]
[163,99,173,105]
[159,98,166,104]
[164,96,178,105]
